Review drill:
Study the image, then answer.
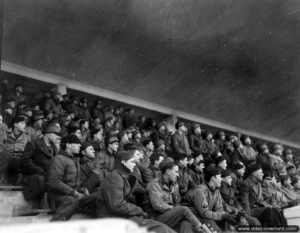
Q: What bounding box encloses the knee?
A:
[175,206,190,214]
[247,217,261,226]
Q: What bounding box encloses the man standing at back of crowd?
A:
[21,123,61,208]
[239,163,287,226]
[47,135,86,209]
[171,121,192,157]
[188,123,206,158]
[8,84,28,107]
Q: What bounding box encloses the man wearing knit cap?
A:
[21,123,61,207]
[147,157,211,233]
[79,142,100,194]
[220,170,261,227]
[97,151,175,233]
[184,167,239,232]
[95,135,119,180]
[171,121,192,157]
[47,135,85,209]
[239,164,287,226]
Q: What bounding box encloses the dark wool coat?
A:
[21,138,58,200]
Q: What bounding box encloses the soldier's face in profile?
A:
[223,176,232,186]
[214,174,223,188]
[253,169,264,181]
[168,165,179,182]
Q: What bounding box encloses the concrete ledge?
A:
[0,218,149,233]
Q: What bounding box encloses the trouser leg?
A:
[131,216,177,233]
[245,215,261,226]
[155,206,201,233]
[251,207,287,227]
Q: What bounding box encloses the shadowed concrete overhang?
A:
[1,0,300,147]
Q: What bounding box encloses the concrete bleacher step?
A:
[0,185,50,217]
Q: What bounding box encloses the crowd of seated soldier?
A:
[0,81,300,232]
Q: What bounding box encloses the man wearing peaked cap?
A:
[20,122,60,207]
[94,135,119,180]
[47,135,84,208]
[171,121,192,157]
[239,163,287,226]
[26,110,45,143]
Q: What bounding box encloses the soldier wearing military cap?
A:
[94,135,119,180]
[21,123,61,207]
[239,163,287,226]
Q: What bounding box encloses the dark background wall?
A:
[2,0,300,143]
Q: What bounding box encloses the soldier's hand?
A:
[222,213,239,226]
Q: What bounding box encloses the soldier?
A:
[171,122,192,157]
[94,135,119,179]
[47,135,86,208]
[21,123,61,207]
[96,150,176,233]
[239,164,287,226]
[184,168,240,232]
[215,156,227,171]
[175,153,198,197]
[280,175,300,205]
[187,156,205,185]
[220,170,261,226]
[147,157,211,233]
[149,153,164,179]
[261,171,290,208]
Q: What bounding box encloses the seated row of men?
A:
[16,120,299,233]
[0,104,299,233]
